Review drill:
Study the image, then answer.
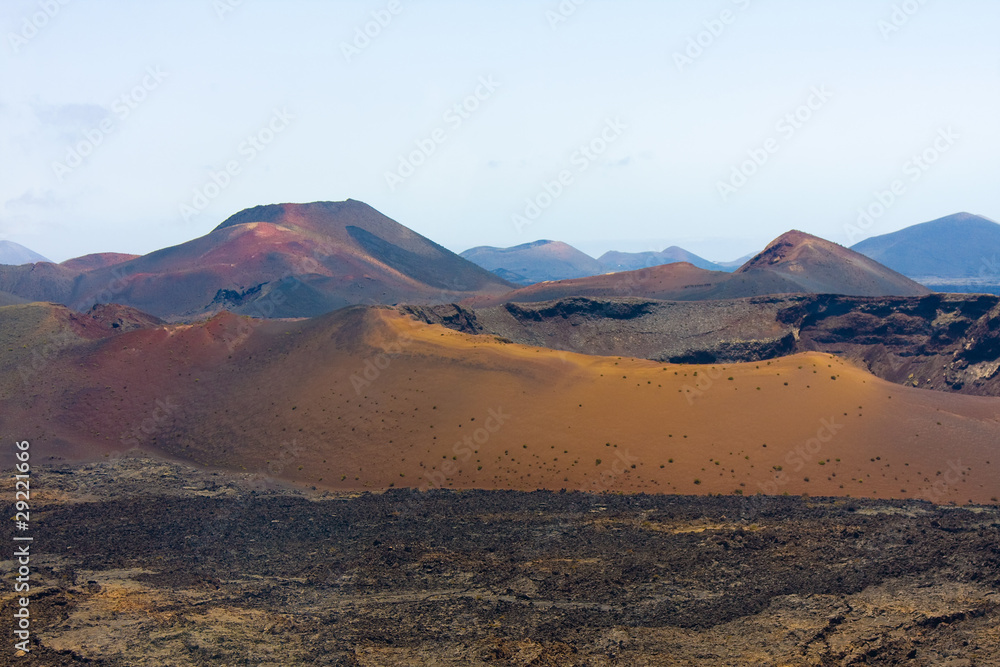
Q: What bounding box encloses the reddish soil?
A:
[2,304,998,504]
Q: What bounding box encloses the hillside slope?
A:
[0,201,513,320]
[473,231,931,306]
[466,262,729,306]
[0,240,50,265]
[852,212,1000,292]
[2,304,998,503]
[715,230,931,298]
[61,252,141,271]
[408,293,1000,396]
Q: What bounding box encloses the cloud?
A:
[0,189,82,247]
[4,188,65,212]
[30,101,110,129]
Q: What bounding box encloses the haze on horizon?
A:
[1,0,997,263]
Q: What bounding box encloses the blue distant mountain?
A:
[461,240,604,285]
[851,212,1000,293]
[598,246,725,273]
[0,241,50,265]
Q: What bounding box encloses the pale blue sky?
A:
[1,0,997,262]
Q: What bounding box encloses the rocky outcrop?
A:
[398,303,483,334]
[401,293,1000,396]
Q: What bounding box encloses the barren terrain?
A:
[3,304,1000,503]
[406,292,1000,396]
[0,201,512,320]
[3,456,999,665]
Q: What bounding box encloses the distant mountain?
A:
[851,213,1000,291]
[0,200,513,320]
[598,246,724,272]
[470,230,930,306]
[0,240,50,265]
[460,240,603,285]
[467,262,729,306]
[711,230,930,299]
[715,253,756,270]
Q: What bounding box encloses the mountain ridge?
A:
[0,200,513,320]
[0,240,50,265]
[471,229,929,305]
[851,212,1000,285]
[599,246,724,272]
[461,239,604,284]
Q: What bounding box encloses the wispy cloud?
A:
[31,101,109,128]
[5,188,65,211]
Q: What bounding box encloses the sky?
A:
[1,0,998,263]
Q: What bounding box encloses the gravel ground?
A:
[4,455,999,666]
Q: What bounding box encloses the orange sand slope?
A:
[3,305,999,504]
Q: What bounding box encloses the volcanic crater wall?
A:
[403,293,1000,395]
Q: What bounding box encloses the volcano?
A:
[0,200,513,320]
[474,230,931,305]
[461,240,604,285]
